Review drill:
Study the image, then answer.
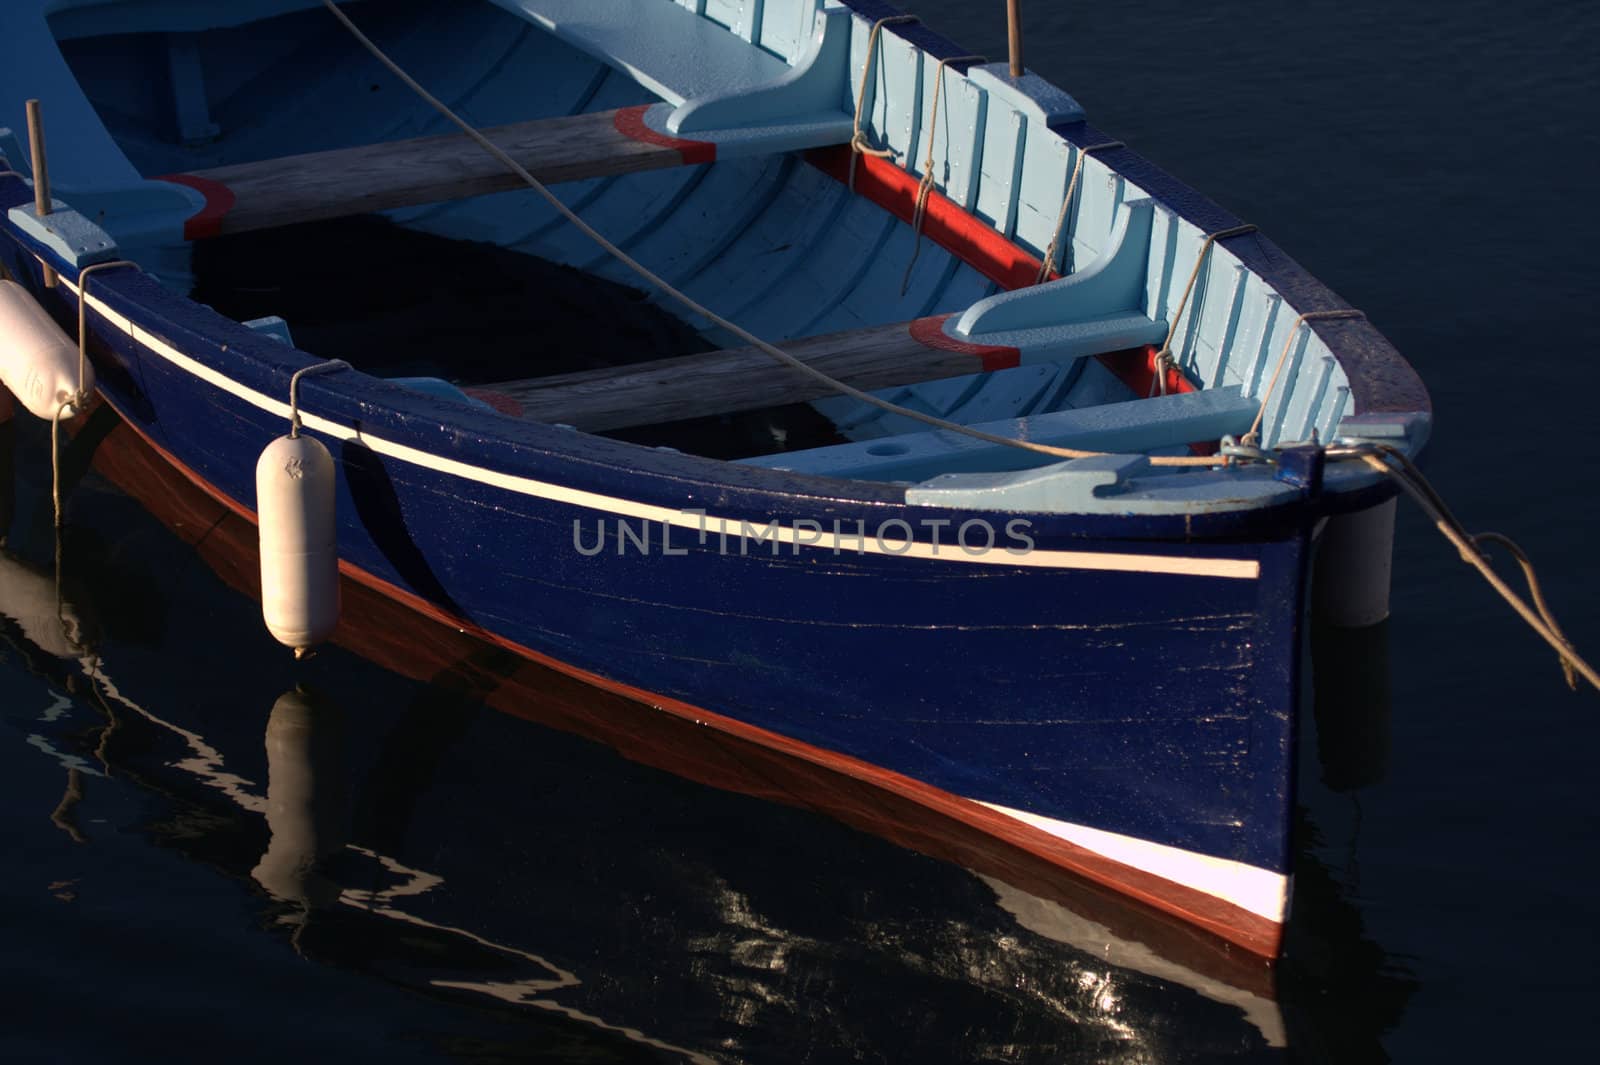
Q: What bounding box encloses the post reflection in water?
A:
[0,402,1421,1062]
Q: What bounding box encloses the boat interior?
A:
[10,0,1368,482]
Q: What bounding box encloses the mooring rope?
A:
[1471,531,1582,689]
[50,399,74,530]
[73,260,135,401]
[899,52,985,294]
[1327,441,1598,693]
[1034,142,1124,286]
[317,1,1226,467]
[1243,309,1366,444]
[1149,225,1258,396]
[848,15,919,192]
[44,260,139,530]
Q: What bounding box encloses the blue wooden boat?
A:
[0,0,1430,961]
[48,414,1292,1039]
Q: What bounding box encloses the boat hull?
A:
[0,225,1309,956]
[32,407,1296,1026]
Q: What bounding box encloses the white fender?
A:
[0,279,92,420]
[255,433,340,652]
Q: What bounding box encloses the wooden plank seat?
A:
[737,387,1261,482]
[469,313,1168,433]
[156,107,725,238]
[468,317,1008,431]
[157,2,858,238]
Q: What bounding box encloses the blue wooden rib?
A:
[741,386,1259,481]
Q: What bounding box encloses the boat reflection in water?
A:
[252,686,346,911]
[0,402,1409,1060]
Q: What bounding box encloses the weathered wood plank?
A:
[164,107,712,238]
[474,317,1020,431]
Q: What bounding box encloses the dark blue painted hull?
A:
[2,221,1305,858]
[3,178,1319,951]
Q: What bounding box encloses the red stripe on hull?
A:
[155,172,237,240]
[95,397,1279,963]
[806,147,1054,291]
[613,105,717,166]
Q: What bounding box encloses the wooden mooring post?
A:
[25,99,56,288]
[1006,0,1024,78]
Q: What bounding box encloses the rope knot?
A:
[899,53,985,294]
[848,15,919,192]
[1150,348,1176,397]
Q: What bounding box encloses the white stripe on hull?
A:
[975,800,1289,923]
[62,276,1260,579]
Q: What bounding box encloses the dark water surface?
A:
[4,1,1598,1061]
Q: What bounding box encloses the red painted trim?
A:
[1100,344,1197,398]
[101,402,1278,960]
[154,173,237,241]
[806,146,1056,291]
[806,149,1215,407]
[613,105,717,166]
[909,314,1020,372]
